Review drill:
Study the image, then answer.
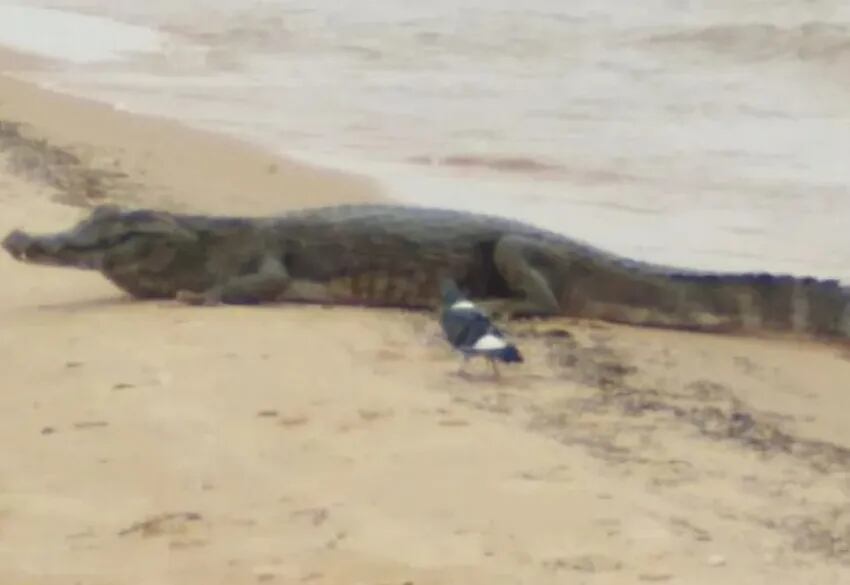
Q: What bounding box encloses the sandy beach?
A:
[2,48,850,585]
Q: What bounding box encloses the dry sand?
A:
[1,57,850,585]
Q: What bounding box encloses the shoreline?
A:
[0,47,385,217]
[2,4,850,286]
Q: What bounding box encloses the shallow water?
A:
[2,0,850,280]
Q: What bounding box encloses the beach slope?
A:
[1,69,850,584]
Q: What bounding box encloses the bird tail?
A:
[495,345,523,363]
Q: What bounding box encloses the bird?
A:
[438,278,523,377]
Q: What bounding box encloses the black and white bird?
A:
[438,279,523,377]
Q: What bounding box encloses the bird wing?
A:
[441,307,503,349]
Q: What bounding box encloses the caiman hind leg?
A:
[477,235,565,318]
[481,235,721,326]
[176,255,332,306]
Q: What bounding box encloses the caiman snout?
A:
[2,229,35,261]
[3,228,105,269]
[2,229,73,266]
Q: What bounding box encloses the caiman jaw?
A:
[2,229,100,269]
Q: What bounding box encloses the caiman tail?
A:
[552,262,850,340]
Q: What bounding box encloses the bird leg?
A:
[488,358,502,380]
[456,354,471,377]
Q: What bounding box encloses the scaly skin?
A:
[3,203,850,339]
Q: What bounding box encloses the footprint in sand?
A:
[118,511,206,541]
[357,408,394,422]
[542,554,624,573]
[278,415,310,427]
[73,421,109,430]
[438,418,470,427]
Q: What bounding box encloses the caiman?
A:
[3,203,849,339]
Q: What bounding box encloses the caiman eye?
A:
[65,232,138,251]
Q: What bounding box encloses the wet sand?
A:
[2,56,850,584]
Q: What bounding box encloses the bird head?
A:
[439,277,465,308]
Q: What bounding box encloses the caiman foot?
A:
[175,289,220,306]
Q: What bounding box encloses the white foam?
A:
[450,300,476,311]
[0,4,168,64]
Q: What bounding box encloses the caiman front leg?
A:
[176,255,331,306]
[477,235,565,319]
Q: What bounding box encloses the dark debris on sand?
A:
[0,120,140,208]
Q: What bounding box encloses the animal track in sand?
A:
[357,408,394,422]
[278,415,310,427]
[541,553,624,573]
[437,418,470,427]
[446,330,850,567]
[118,511,205,539]
[73,421,109,430]
[289,507,329,527]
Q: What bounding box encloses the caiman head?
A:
[2,204,198,271]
